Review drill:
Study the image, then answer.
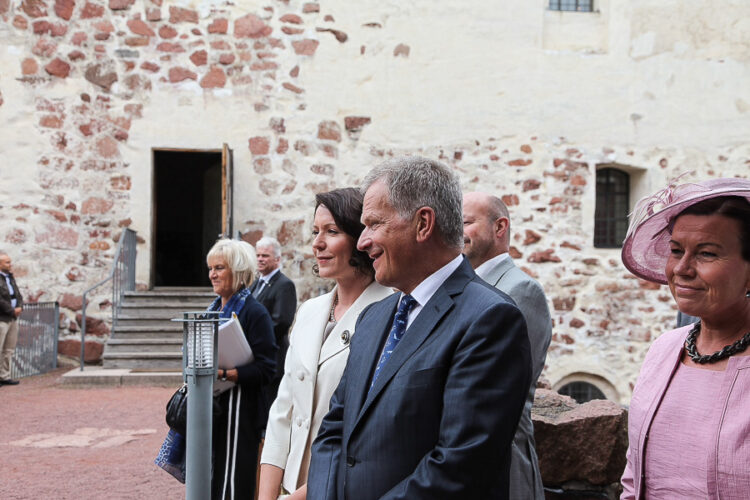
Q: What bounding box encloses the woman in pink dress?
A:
[620,178,750,499]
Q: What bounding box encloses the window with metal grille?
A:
[594,168,630,248]
[558,381,606,404]
[548,0,593,12]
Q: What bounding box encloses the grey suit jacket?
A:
[308,258,532,499]
[480,256,552,500]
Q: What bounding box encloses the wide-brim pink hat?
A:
[621,177,750,284]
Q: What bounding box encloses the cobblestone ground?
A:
[0,369,185,499]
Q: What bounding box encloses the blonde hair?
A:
[206,239,258,292]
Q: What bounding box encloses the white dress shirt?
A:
[404,254,464,329]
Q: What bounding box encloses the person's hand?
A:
[287,484,307,500]
[14,307,21,318]
[217,368,239,382]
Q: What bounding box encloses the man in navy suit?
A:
[308,156,531,499]
[250,236,297,405]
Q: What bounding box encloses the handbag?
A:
[165,384,188,436]
[165,384,224,436]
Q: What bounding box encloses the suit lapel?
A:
[353,259,474,429]
[256,272,279,300]
[345,294,398,424]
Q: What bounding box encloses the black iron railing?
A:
[11,301,59,379]
[79,228,137,369]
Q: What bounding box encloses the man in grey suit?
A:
[463,192,553,500]
[308,157,531,499]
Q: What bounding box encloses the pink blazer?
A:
[621,325,750,499]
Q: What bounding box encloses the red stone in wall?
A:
[234,14,271,38]
[249,136,270,155]
[317,120,341,141]
[200,66,226,87]
[81,197,114,214]
[35,223,79,249]
[21,0,48,17]
[302,3,320,14]
[528,249,561,263]
[58,339,104,362]
[45,58,71,78]
[280,13,302,24]
[189,49,207,65]
[208,18,228,34]
[168,67,196,82]
[169,6,198,24]
[109,0,134,10]
[292,39,319,56]
[22,58,39,74]
[127,18,155,36]
[159,25,177,38]
[80,1,104,18]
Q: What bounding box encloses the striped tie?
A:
[370,294,417,391]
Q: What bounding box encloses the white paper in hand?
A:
[218,313,254,369]
[215,313,255,394]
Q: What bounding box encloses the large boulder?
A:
[532,389,628,486]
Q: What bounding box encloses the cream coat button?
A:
[297,370,305,381]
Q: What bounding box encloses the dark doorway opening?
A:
[153,150,222,287]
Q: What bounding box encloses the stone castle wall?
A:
[1,0,748,401]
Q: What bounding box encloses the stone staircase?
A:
[101,287,215,371]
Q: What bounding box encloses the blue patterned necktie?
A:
[370,294,417,391]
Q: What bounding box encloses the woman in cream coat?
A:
[258,188,392,500]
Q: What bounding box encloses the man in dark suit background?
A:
[463,192,553,500]
[0,252,23,386]
[250,237,297,404]
[307,156,531,499]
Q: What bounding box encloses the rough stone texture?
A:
[393,43,410,57]
[109,0,134,10]
[126,19,154,37]
[58,338,103,361]
[200,66,226,88]
[168,67,196,83]
[169,6,198,24]
[84,63,118,90]
[292,39,319,56]
[21,0,48,18]
[533,389,628,486]
[80,1,104,19]
[234,14,271,38]
[44,58,71,78]
[208,18,228,34]
[74,313,110,336]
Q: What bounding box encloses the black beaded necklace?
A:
[684,321,750,364]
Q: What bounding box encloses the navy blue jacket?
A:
[308,258,531,499]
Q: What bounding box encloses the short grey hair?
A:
[255,236,281,258]
[206,239,258,292]
[362,156,464,249]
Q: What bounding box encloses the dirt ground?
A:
[0,369,185,499]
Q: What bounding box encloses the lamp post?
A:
[175,311,221,500]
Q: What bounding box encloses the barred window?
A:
[559,381,606,404]
[595,168,630,248]
[549,0,593,12]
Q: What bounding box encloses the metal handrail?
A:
[79,228,137,370]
